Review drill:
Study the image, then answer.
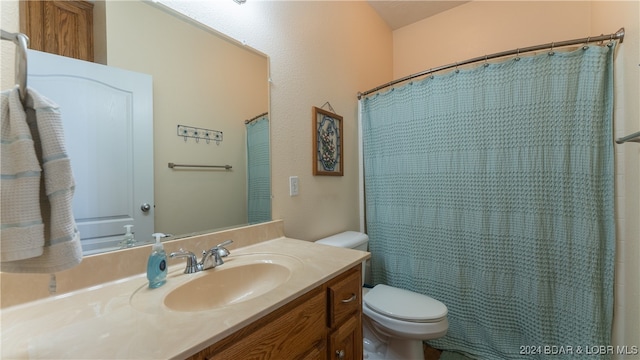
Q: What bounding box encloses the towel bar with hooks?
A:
[1,29,29,107]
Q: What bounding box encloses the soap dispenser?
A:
[121,224,135,248]
[147,233,167,288]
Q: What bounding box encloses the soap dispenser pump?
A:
[147,233,167,288]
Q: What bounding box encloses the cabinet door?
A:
[20,0,94,61]
[328,315,362,360]
[301,346,328,360]
[202,290,327,360]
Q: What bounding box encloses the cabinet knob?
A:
[335,350,345,359]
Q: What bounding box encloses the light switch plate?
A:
[289,176,299,196]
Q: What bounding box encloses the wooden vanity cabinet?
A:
[188,265,362,360]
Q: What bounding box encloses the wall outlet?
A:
[289,176,299,196]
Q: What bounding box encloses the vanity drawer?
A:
[327,266,361,328]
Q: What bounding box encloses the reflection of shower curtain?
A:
[246,115,271,224]
[361,45,616,359]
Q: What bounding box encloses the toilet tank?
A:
[315,231,370,285]
[315,231,369,251]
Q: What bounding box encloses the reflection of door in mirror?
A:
[27,49,154,255]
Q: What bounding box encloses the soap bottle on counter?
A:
[147,233,167,288]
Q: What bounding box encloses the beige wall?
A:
[393,1,593,78]
[392,1,640,354]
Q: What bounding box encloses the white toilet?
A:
[316,231,448,360]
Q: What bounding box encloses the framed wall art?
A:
[312,106,343,176]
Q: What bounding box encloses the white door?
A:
[27,49,154,254]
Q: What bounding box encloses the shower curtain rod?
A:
[357,28,625,100]
[244,112,268,124]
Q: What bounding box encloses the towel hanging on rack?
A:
[1,87,83,273]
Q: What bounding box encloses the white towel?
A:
[1,86,82,273]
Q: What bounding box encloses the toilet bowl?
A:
[315,231,448,360]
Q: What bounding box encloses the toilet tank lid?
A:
[315,231,369,249]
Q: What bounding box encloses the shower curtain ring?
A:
[607,34,615,47]
[549,42,555,56]
[455,63,459,73]
[484,55,489,67]
[514,49,521,61]
[583,37,591,50]
[429,69,434,79]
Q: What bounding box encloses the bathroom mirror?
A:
[87,0,270,254]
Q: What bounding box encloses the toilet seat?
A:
[363,284,447,323]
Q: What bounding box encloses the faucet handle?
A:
[215,239,233,250]
[215,239,233,256]
[210,240,233,266]
[199,240,235,271]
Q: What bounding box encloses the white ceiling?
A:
[366,1,469,30]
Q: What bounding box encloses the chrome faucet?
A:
[169,240,233,274]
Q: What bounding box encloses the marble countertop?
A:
[0,237,369,359]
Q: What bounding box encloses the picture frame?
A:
[312,106,343,176]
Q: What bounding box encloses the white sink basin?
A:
[130,253,303,313]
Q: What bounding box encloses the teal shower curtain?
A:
[361,44,616,359]
[246,115,271,224]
